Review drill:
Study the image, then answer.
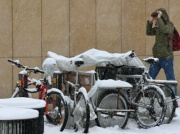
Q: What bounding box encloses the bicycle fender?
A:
[48,88,72,107]
[143,85,166,100]
[78,87,89,102]
[78,87,96,120]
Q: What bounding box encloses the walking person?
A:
[146,8,177,96]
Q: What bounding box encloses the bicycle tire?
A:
[12,88,19,98]
[134,85,166,128]
[46,91,68,132]
[74,92,90,133]
[95,90,129,129]
[160,85,176,124]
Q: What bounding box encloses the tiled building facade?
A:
[0,0,180,98]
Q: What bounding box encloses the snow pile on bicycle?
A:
[47,48,144,71]
[7,48,179,133]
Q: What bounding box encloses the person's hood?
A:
[155,8,169,23]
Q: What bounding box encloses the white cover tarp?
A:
[47,48,144,71]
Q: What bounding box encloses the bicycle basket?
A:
[95,66,117,80]
[119,66,145,75]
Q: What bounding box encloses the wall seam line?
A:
[69,0,70,57]
[41,0,42,63]
[145,0,146,56]
[95,0,97,49]
[121,0,123,52]
[11,0,13,94]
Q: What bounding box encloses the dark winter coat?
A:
[146,8,174,58]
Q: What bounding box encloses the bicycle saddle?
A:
[143,57,159,64]
[74,58,84,67]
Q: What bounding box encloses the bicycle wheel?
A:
[96,90,129,129]
[46,91,68,132]
[160,85,176,124]
[74,92,90,133]
[134,86,166,128]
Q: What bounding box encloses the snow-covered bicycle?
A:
[8,59,69,131]
[97,64,166,128]
[96,51,178,127]
[143,57,179,124]
[42,56,92,133]
[47,54,132,130]
[47,49,166,129]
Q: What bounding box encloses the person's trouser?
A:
[149,58,177,95]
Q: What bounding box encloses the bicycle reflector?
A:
[52,71,62,90]
[18,71,28,88]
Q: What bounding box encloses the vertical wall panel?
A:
[0,0,12,57]
[13,0,41,57]
[145,0,169,56]
[70,0,96,56]
[169,0,180,56]
[0,58,12,98]
[1,0,180,98]
[169,0,180,93]
[122,0,146,55]
[42,0,69,57]
[0,0,12,98]
[96,0,121,52]
[170,0,180,30]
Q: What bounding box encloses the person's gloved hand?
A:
[157,11,162,18]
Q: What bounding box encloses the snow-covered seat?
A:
[143,57,159,64]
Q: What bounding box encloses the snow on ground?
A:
[44,100,180,134]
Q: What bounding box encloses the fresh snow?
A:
[3,49,180,133]
[0,98,180,133]
[19,69,27,75]
[42,57,57,77]
[0,97,46,109]
[47,48,145,71]
[0,107,38,120]
[143,57,159,62]
[95,79,132,88]
[47,88,66,100]
[88,79,132,99]
[45,100,180,134]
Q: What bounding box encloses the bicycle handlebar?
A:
[129,50,135,58]
[8,59,44,74]
[8,59,22,68]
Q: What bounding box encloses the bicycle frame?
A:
[63,68,89,108]
[8,59,61,115]
[143,58,179,101]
